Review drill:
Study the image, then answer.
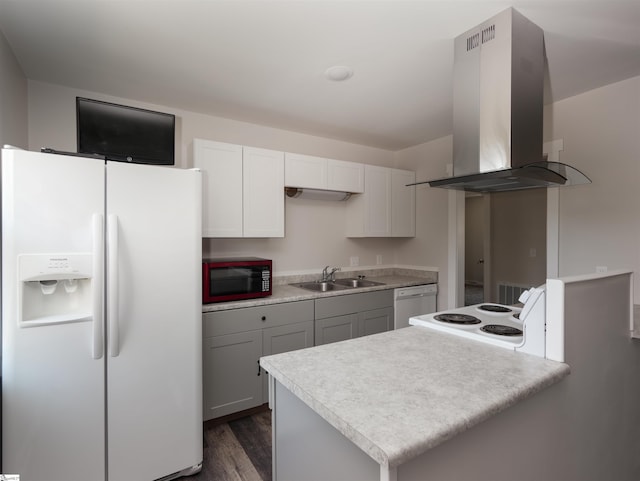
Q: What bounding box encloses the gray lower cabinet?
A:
[358,306,394,337]
[202,290,394,419]
[262,320,314,400]
[315,290,394,345]
[202,300,314,421]
[315,314,359,345]
[203,330,263,420]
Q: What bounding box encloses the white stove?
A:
[410,285,548,358]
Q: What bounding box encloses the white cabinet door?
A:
[243,147,285,237]
[285,153,364,194]
[193,139,243,237]
[328,159,364,193]
[346,165,392,237]
[347,166,416,238]
[364,166,392,236]
[391,169,416,237]
[285,152,327,189]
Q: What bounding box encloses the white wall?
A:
[27,80,395,169]
[27,80,418,274]
[545,76,640,300]
[465,196,484,285]
[0,29,27,149]
[489,188,547,299]
[394,136,451,307]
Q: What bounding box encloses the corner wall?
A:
[0,29,27,148]
[394,136,451,308]
[546,76,640,299]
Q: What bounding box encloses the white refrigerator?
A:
[1,147,203,480]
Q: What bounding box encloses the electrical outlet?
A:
[596,266,608,273]
[350,256,359,267]
[529,248,537,258]
[376,254,383,265]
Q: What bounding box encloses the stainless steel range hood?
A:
[416,8,590,193]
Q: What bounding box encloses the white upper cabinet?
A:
[193,139,284,238]
[346,165,392,237]
[327,159,364,193]
[193,139,243,237]
[346,166,415,238]
[285,153,364,193]
[284,153,327,189]
[391,169,416,237]
[243,147,285,238]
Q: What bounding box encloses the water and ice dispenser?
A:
[18,253,95,326]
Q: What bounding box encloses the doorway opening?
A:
[463,189,549,306]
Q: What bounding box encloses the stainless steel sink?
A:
[332,278,385,288]
[292,281,351,292]
[293,278,385,292]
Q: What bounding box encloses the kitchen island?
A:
[260,270,640,481]
[260,326,570,481]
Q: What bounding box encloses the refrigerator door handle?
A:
[108,214,120,357]
[92,213,104,359]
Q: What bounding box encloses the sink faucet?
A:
[321,266,341,282]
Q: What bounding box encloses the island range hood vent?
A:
[413,8,591,193]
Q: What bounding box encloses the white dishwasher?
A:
[394,284,438,329]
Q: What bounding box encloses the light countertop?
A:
[260,326,570,468]
[203,270,437,313]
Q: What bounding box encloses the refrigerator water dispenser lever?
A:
[39,279,58,295]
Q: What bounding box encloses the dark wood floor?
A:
[189,407,272,481]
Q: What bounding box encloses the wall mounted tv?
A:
[77,97,175,165]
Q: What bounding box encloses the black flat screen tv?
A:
[76,97,175,165]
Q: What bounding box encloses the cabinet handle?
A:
[257,360,261,376]
[261,316,266,321]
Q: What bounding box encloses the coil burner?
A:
[478,304,513,313]
[480,324,523,336]
[434,313,482,325]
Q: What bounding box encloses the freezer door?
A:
[105,161,203,480]
[1,148,106,480]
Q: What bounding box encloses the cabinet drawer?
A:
[315,290,393,319]
[203,300,314,337]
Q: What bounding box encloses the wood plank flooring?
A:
[189,407,272,481]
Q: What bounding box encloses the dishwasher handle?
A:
[395,285,437,300]
[397,292,429,300]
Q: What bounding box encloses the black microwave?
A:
[202,257,272,303]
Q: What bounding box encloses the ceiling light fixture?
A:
[324,65,353,82]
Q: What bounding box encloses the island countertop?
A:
[260,326,570,469]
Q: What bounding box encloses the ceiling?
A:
[0,1,639,151]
